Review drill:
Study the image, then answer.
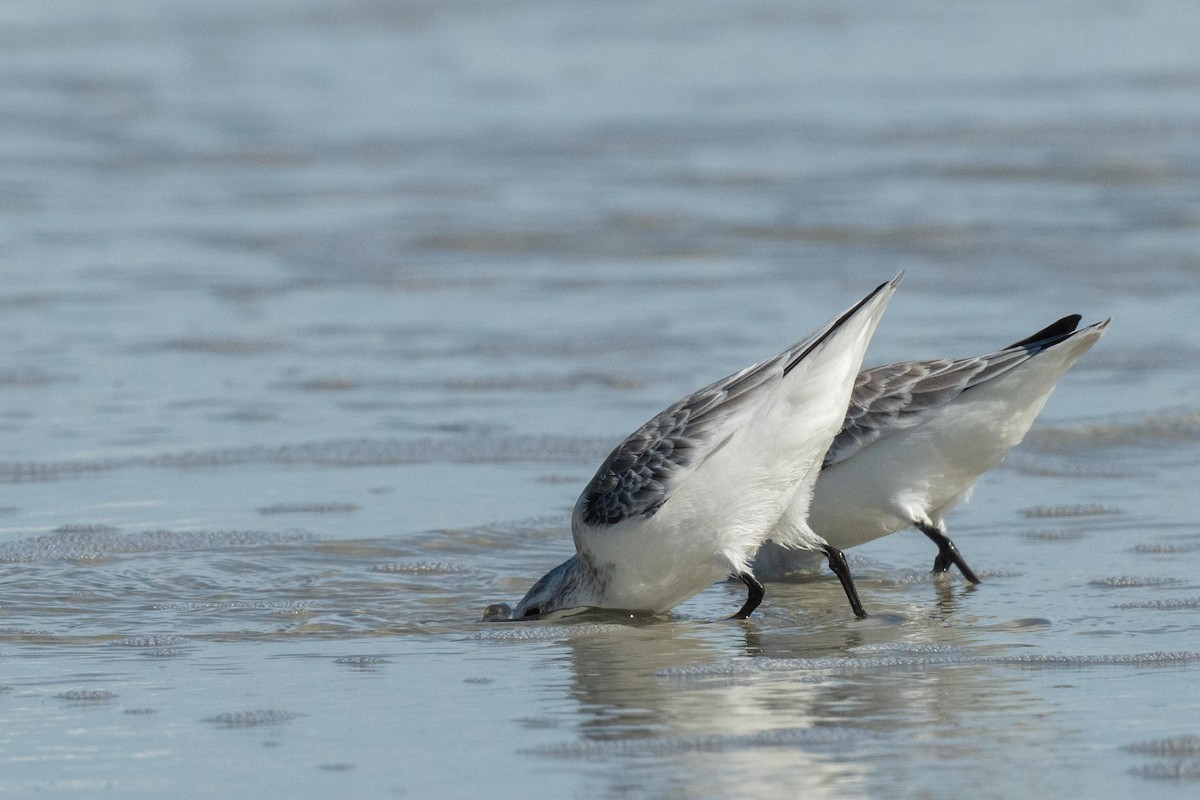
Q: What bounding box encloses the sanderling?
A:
[755,314,1110,617]
[485,275,901,621]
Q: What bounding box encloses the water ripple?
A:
[524,726,877,757]
[1124,736,1200,757]
[0,529,312,563]
[0,435,614,483]
[205,710,303,728]
[657,651,1200,678]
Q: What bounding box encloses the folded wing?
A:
[824,315,1085,468]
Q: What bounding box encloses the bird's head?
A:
[482,556,586,621]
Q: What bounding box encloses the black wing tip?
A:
[784,273,900,376]
[867,270,905,297]
[1005,314,1083,352]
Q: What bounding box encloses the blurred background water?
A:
[2,0,1200,796]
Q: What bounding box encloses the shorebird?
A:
[754,314,1110,617]
[486,275,901,621]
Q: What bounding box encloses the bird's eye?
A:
[522,606,541,618]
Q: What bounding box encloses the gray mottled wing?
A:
[576,276,897,530]
[823,316,1083,468]
[825,352,1035,466]
[576,354,786,528]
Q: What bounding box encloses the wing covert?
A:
[576,359,780,528]
[824,350,1027,467]
[577,275,901,528]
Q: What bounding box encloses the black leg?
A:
[822,544,868,619]
[729,572,765,619]
[916,521,981,584]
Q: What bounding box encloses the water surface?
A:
[3,1,1200,797]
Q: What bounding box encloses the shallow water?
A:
[3,0,1200,796]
